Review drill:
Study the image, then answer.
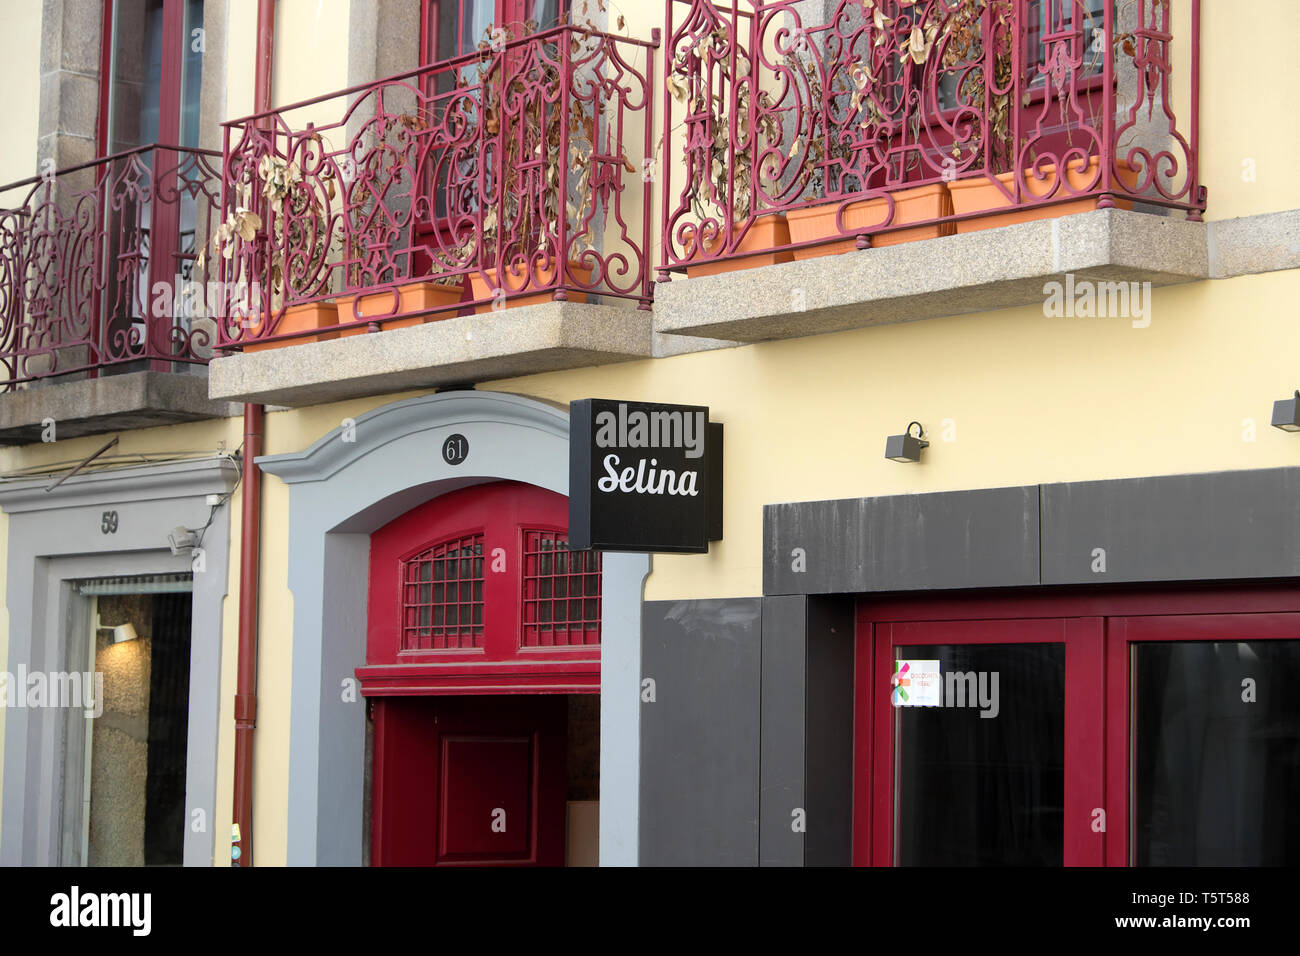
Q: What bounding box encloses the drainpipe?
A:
[231,0,275,868]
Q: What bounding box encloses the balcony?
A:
[208,25,660,407]
[654,0,1211,341]
[0,145,235,444]
[206,3,1222,405]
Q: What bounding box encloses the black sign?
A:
[569,399,723,553]
[442,433,469,465]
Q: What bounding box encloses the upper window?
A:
[369,481,601,667]
[421,0,564,63]
[402,533,486,650]
[521,529,602,648]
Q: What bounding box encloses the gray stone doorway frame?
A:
[0,456,238,866]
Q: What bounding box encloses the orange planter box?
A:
[785,183,952,260]
[684,214,793,278]
[243,301,339,352]
[948,157,1140,233]
[469,261,592,312]
[340,281,464,336]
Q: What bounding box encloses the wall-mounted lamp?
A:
[885,422,929,463]
[168,526,199,555]
[1272,390,1300,432]
[98,623,139,645]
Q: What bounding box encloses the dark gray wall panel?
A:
[765,486,1040,595]
[759,596,807,866]
[640,598,762,866]
[1041,468,1300,584]
[804,596,855,867]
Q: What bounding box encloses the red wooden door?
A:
[371,694,566,866]
[856,614,1105,866]
[364,480,601,866]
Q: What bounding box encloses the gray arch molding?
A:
[257,391,646,866]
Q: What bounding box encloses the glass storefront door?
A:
[1107,612,1300,866]
[862,617,1104,866]
[858,597,1300,866]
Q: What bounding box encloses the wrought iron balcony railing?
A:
[217,25,658,349]
[0,145,223,389]
[659,0,1203,274]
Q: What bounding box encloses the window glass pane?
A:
[460,0,495,52]
[179,0,203,147]
[107,0,165,152]
[895,642,1065,865]
[107,0,204,151]
[1132,640,1300,866]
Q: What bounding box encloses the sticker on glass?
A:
[893,659,941,707]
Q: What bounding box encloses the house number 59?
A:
[100,510,119,534]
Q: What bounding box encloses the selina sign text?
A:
[569,399,722,553]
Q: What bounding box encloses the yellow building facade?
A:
[0,0,1297,869]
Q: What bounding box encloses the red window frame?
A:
[419,0,567,65]
[97,0,187,156]
[854,585,1300,867]
[360,480,601,696]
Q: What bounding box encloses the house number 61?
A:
[442,434,469,466]
[100,510,119,534]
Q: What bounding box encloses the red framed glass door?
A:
[857,615,1104,866]
[1106,611,1300,866]
[855,588,1300,867]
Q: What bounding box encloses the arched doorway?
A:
[258,391,646,867]
[359,480,602,865]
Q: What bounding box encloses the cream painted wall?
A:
[269,0,352,133]
[485,270,1300,600]
[0,273,1295,862]
[1197,0,1300,220]
[226,0,352,127]
[0,0,42,206]
[225,0,259,124]
[2,0,1298,864]
[235,273,1300,603]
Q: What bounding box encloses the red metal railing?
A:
[218,25,659,349]
[0,144,222,389]
[659,0,1202,274]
